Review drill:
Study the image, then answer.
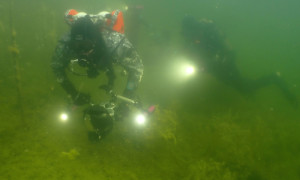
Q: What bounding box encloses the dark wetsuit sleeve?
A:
[103,30,143,97]
[113,34,144,92]
[51,34,78,97]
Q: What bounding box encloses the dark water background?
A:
[1,0,300,179]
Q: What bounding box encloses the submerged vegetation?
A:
[143,106,178,144]
[61,148,80,160]
[1,0,300,179]
[186,159,237,180]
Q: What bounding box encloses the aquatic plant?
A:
[143,106,178,144]
[8,44,20,56]
[61,148,80,160]
[185,159,237,180]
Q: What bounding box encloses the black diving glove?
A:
[72,92,91,106]
[114,103,130,121]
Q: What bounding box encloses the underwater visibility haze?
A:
[1,0,300,179]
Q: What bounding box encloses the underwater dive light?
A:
[135,113,146,125]
[134,106,155,126]
[184,65,195,76]
[59,113,69,122]
[170,56,197,82]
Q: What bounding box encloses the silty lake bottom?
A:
[0,0,300,179]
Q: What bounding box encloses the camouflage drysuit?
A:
[51,16,143,104]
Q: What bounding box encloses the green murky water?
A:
[1,0,300,179]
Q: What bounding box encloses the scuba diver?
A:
[181,16,298,107]
[52,9,144,139]
[52,9,143,105]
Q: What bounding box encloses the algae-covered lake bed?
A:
[1,0,300,179]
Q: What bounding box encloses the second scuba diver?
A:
[181,16,298,107]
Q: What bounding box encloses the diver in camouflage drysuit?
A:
[52,11,143,105]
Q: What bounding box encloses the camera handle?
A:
[109,90,138,105]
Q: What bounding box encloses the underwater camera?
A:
[83,102,115,141]
[83,90,155,141]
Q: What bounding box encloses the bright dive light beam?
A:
[185,66,195,75]
[135,114,146,125]
[60,113,68,122]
